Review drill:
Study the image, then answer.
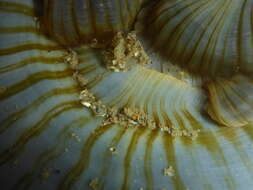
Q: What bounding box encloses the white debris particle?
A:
[91,38,98,47]
[69,132,75,137]
[88,38,106,49]
[82,102,92,108]
[109,147,116,152]
[109,147,118,155]
[63,49,79,69]
[33,16,38,22]
[163,166,175,177]
[69,132,81,142]
[169,126,201,139]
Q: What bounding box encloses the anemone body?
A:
[1,1,253,190]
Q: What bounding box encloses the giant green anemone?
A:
[1,0,253,190]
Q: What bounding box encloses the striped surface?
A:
[39,0,144,46]
[205,75,253,127]
[1,1,253,190]
[139,0,253,77]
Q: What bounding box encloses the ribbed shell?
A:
[1,1,253,190]
[38,0,144,46]
[139,0,253,77]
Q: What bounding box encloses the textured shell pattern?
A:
[1,0,253,190]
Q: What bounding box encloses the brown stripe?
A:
[0,86,79,134]
[242,124,253,141]
[86,72,110,90]
[0,100,82,166]
[167,0,211,57]
[87,0,96,36]
[163,133,186,190]
[0,2,34,16]
[180,0,225,68]
[0,44,63,56]
[0,56,62,74]
[144,130,158,190]
[237,0,249,68]
[13,116,91,190]
[152,0,203,37]
[197,130,237,189]
[78,64,98,75]
[121,128,146,190]
[71,0,81,41]
[59,123,113,190]
[99,127,127,188]
[202,0,232,74]
[0,70,73,101]
[220,126,253,186]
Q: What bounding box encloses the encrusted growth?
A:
[63,49,79,69]
[103,32,151,72]
[78,87,200,139]
[79,89,107,117]
[163,166,175,177]
[79,88,156,129]
[64,42,201,140]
